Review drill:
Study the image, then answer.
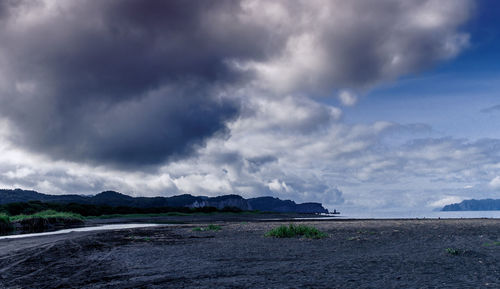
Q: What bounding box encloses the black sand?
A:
[1,219,499,288]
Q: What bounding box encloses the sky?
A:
[0,0,499,212]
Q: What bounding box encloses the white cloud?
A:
[489,176,500,189]
[233,0,472,94]
[338,90,358,106]
[268,179,290,193]
[428,196,464,208]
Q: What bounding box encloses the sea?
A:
[331,210,500,219]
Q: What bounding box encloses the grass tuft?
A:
[445,248,460,256]
[207,224,221,231]
[483,241,500,247]
[265,224,327,239]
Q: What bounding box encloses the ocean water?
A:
[336,210,500,219]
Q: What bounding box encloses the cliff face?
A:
[248,197,329,214]
[295,203,329,214]
[442,199,500,211]
[187,195,253,211]
[206,195,253,211]
[0,189,331,214]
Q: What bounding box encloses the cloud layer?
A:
[0,0,481,210]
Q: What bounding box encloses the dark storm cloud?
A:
[0,0,473,169]
[0,0,285,167]
[247,155,278,173]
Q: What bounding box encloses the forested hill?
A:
[0,189,329,214]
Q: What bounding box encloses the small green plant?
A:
[446,248,460,255]
[207,224,221,231]
[192,224,222,232]
[0,213,10,224]
[0,213,12,233]
[265,224,327,239]
[483,241,500,247]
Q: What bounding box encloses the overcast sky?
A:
[0,0,499,212]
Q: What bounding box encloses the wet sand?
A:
[0,219,499,288]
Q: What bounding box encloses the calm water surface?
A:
[337,210,500,219]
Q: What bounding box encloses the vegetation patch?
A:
[10,210,84,233]
[192,224,222,232]
[0,213,12,233]
[0,210,85,235]
[265,224,327,239]
[483,241,500,247]
[445,248,461,256]
[0,213,10,224]
[10,210,83,222]
[0,200,264,218]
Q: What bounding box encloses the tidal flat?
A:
[0,219,499,288]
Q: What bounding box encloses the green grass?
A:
[445,248,460,255]
[10,210,83,222]
[483,241,500,247]
[207,224,221,231]
[0,213,12,232]
[192,224,222,232]
[265,224,327,239]
[0,213,10,224]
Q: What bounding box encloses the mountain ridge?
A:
[441,198,500,211]
[0,189,329,214]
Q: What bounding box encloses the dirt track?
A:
[0,219,500,288]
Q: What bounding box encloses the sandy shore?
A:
[0,218,499,288]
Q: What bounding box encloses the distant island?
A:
[0,189,330,214]
[441,199,500,211]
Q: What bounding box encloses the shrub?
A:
[445,248,460,256]
[207,224,221,231]
[10,210,84,233]
[266,224,327,239]
[0,213,12,233]
[0,213,10,224]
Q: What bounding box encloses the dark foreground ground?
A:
[0,218,499,288]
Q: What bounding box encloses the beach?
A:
[0,218,499,288]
